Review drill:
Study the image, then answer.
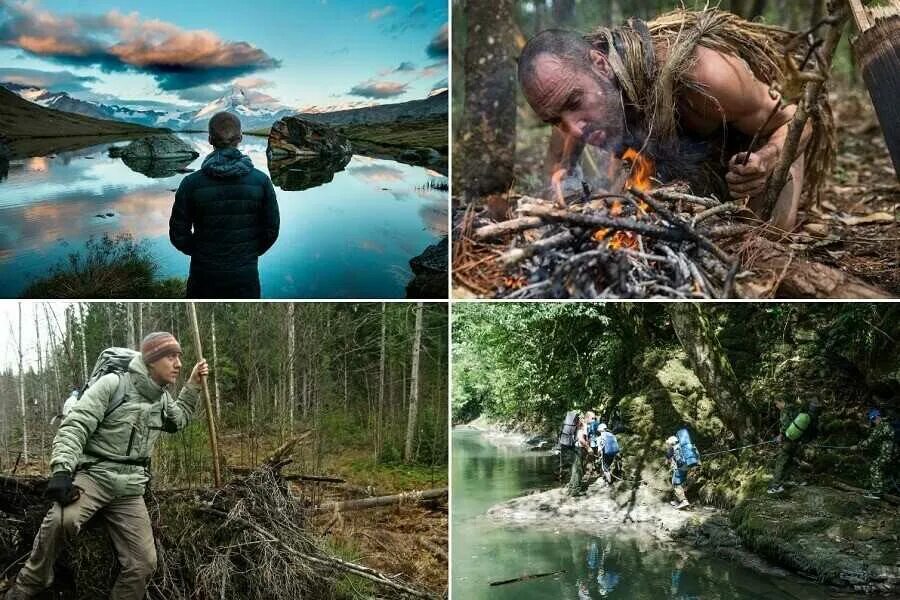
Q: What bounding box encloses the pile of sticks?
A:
[468,184,747,299]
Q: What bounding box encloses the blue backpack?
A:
[601,432,620,456]
[675,428,700,469]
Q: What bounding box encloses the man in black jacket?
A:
[170,112,280,298]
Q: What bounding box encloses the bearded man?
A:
[518,10,834,231]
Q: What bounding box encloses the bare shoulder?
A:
[682,45,767,120]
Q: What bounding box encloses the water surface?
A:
[452,428,844,600]
[0,133,447,297]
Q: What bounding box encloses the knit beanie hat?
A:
[141,332,182,364]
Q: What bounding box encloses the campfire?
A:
[456,147,742,299]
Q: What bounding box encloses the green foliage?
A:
[21,234,184,299]
[454,303,900,503]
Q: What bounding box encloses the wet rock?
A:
[731,485,899,593]
[267,153,351,191]
[118,134,199,161]
[107,145,126,158]
[405,236,447,299]
[121,155,196,179]
[267,116,352,161]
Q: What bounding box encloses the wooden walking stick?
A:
[188,302,222,487]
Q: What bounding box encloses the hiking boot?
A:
[863,491,881,500]
[767,484,784,494]
[675,500,691,510]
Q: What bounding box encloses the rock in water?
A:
[267,116,352,160]
[406,236,447,298]
[119,134,199,160]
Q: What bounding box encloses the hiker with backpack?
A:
[597,423,619,485]
[665,429,700,509]
[850,408,895,500]
[767,398,819,494]
[558,410,589,497]
[4,332,207,600]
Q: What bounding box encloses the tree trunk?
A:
[404,303,424,463]
[77,303,88,384]
[126,303,135,349]
[137,302,143,341]
[376,302,386,462]
[457,0,517,203]
[287,303,295,431]
[667,303,746,441]
[18,303,28,463]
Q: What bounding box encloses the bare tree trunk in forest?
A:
[457,0,517,207]
[137,302,143,341]
[404,303,423,463]
[667,303,746,441]
[34,306,46,464]
[376,302,386,461]
[211,309,221,420]
[18,303,28,463]
[77,303,88,384]
[126,303,135,349]
[553,0,575,26]
[610,0,623,25]
[287,303,295,431]
[106,304,115,347]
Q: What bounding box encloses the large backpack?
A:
[64,347,139,421]
[675,428,700,470]
[559,411,579,448]
[784,412,811,441]
[601,431,620,456]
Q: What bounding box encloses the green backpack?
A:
[785,412,811,441]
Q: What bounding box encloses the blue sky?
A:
[0,0,448,110]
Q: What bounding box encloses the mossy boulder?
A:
[730,485,900,593]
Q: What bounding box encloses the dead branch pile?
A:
[459,184,745,299]
[454,180,891,299]
[0,469,437,600]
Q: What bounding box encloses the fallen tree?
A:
[311,488,448,514]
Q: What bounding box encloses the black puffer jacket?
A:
[170,148,280,298]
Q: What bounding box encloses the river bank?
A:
[474,422,899,595]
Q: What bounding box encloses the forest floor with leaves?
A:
[453,84,899,298]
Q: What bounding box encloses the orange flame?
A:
[622,148,654,192]
[607,230,638,251]
[592,228,610,242]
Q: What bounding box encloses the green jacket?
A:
[50,355,200,497]
[860,420,895,458]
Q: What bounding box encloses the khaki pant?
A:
[12,472,156,599]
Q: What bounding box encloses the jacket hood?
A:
[201,147,254,178]
[128,354,165,401]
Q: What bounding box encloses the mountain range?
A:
[0,81,448,133]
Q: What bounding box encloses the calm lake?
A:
[0,133,447,298]
[452,428,847,600]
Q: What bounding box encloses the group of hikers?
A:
[557,398,897,508]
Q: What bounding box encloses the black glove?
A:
[44,471,78,506]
